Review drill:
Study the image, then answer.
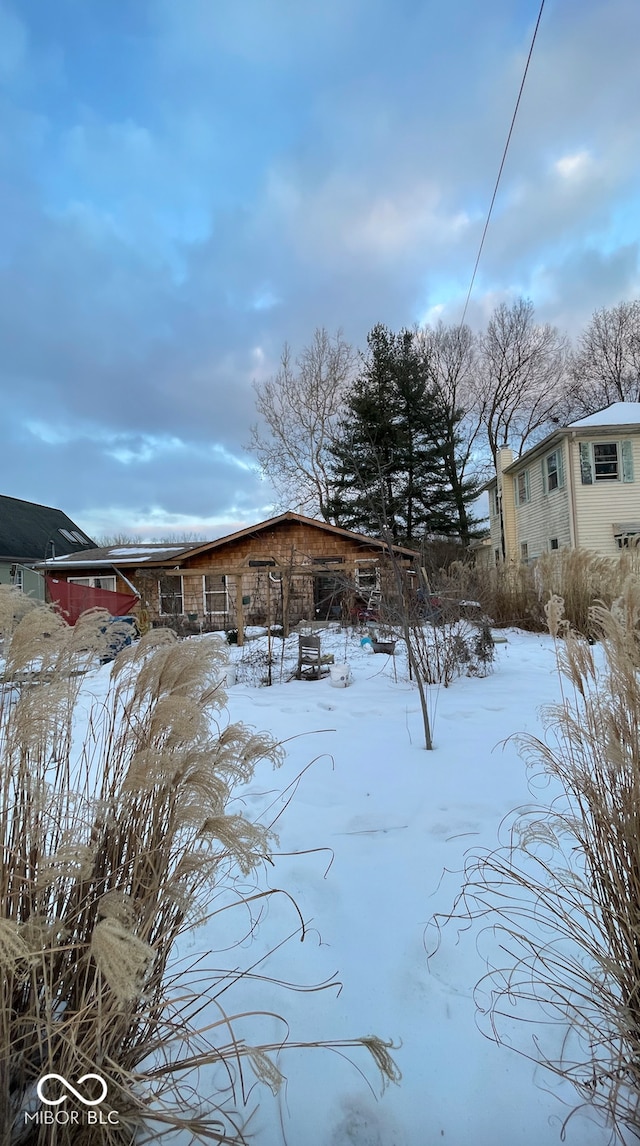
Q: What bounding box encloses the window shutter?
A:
[622,440,634,483]
[541,458,548,495]
[579,442,593,484]
[557,447,565,489]
[524,470,530,502]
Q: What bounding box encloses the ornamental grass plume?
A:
[0,587,397,1145]
[434,579,640,1140]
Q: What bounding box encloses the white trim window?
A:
[579,440,634,484]
[355,562,380,593]
[68,575,117,592]
[203,574,228,615]
[10,567,23,591]
[542,448,565,493]
[490,486,499,517]
[158,574,184,616]
[515,470,530,505]
[520,541,529,564]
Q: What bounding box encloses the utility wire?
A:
[459,0,546,327]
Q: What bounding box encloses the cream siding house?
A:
[486,403,640,563]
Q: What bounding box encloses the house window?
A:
[520,542,529,564]
[68,575,116,592]
[549,538,559,551]
[490,487,499,517]
[10,567,23,592]
[158,575,183,616]
[544,449,564,492]
[580,440,634,484]
[593,442,619,481]
[515,470,530,505]
[494,549,501,565]
[203,574,228,614]
[355,563,380,593]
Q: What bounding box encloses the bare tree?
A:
[248,328,355,521]
[418,321,486,541]
[564,300,640,419]
[477,298,567,465]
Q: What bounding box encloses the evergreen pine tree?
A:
[328,324,470,546]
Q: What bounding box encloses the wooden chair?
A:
[296,634,323,680]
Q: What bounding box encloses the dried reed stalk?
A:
[434,582,640,1139]
[0,588,397,1145]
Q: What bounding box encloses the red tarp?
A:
[46,577,138,626]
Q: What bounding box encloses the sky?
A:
[1,0,640,542]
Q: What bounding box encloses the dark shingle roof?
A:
[0,495,96,563]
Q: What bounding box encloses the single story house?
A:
[484,402,640,564]
[0,493,96,600]
[39,511,420,642]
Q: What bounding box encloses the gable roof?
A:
[0,494,96,563]
[38,512,419,570]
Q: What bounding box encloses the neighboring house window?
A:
[579,440,634,484]
[549,538,559,551]
[490,486,499,516]
[158,574,183,616]
[69,575,116,592]
[515,470,530,505]
[494,549,501,565]
[355,563,380,593]
[203,574,228,614]
[520,542,529,563]
[543,448,565,493]
[10,567,23,591]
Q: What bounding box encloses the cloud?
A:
[1,0,640,535]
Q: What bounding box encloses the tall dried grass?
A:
[0,588,398,1144]
[434,582,640,1140]
[436,548,640,635]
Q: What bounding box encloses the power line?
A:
[459,0,546,328]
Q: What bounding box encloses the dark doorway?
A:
[313,574,344,620]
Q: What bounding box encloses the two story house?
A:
[486,403,640,564]
[0,494,95,599]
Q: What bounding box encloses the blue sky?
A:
[1,0,639,540]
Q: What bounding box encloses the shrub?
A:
[0,589,397,1143]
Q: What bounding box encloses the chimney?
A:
[499,446,514,473]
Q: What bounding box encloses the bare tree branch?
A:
[247,329,355,521]
[476,298,567,465]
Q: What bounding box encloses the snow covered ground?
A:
[171,625,612,1146]
[27,623,617,1145]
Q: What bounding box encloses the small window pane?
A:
[159,575,183,616]
[204,574,228,614]
[593,443,619,481]
[546,452,559,491]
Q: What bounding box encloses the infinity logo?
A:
[36,1073,108,1107]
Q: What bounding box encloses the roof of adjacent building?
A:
[0,494,96,563]
[569,401,640,428]
[38,511,420,570]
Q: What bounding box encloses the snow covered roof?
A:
[569,402,640,428]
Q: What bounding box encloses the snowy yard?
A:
[13,622,618,1145]
[153,626,612,1146]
